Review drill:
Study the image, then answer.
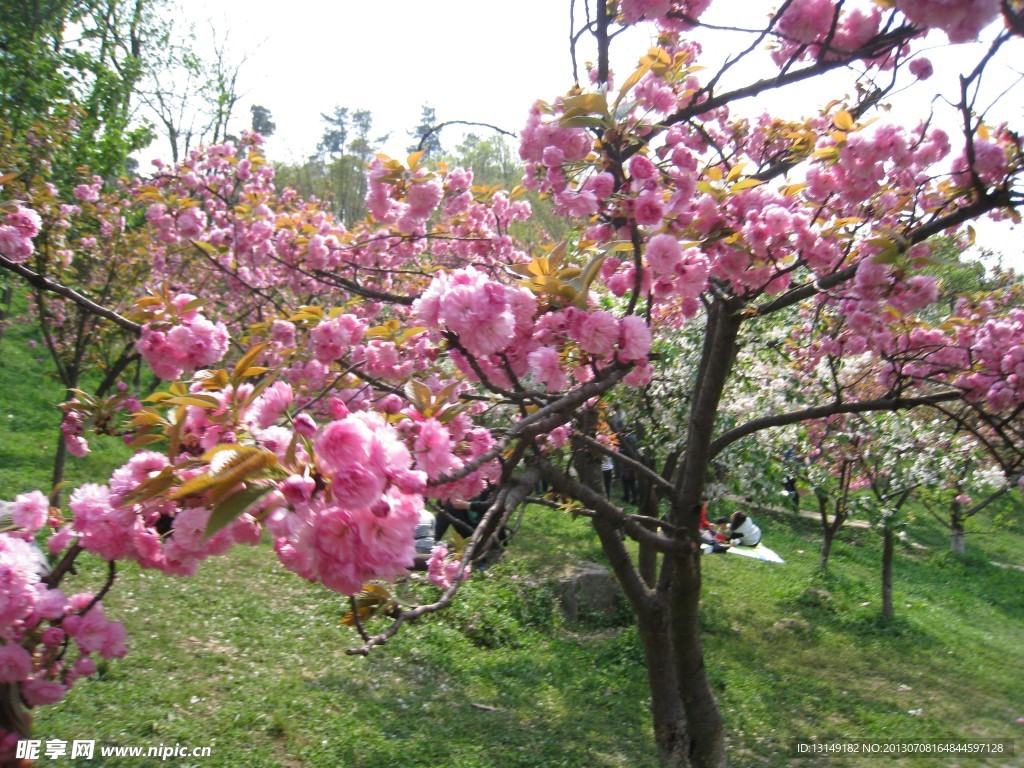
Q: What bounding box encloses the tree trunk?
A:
[636,602,691,767]
[818,496,845,569]
[50,430,68,501]
[950,508,966,555]
[820,527,834,568]
[0,284,12,347]
[0,683,31,767]
[881,525,894,621]
[670,547,727,768]
[950,523,965,555]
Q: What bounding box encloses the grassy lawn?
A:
[3,309,1023,767]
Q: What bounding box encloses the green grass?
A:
[4,310,1024,767]
[699,507,1024,767]
[0,296,131,498]
[27,503,1024,768]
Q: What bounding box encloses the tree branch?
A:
[710,390,964,459]
[0,255,142,334]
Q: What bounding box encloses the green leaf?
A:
[125,433,166,449]
[205,485,274,538]
[616,61,653,107]
[172,448,278,499]
[565,252,610,308]
[163,394,223,409]
[729,178,764,192]
[833,109,855,131]
[561,92,608,120]
[405,380,433,411]
[232,342,270,384]
[129,409,166,427]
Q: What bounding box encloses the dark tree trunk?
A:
[636,601,690,767]
[670,547,726,767]
[820,527,834,568]
[950,519,966,555]
[50,431,68,503]
[818,495,846,568]
[950,504,966,555]
[0,284,12,347]
[881,525,894,621]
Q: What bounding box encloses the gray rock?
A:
[773,617,811,633]
[556,561,622,625]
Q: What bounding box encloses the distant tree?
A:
[135,13,246,162]
[0,0,156,178]
[318,106,350,156]
[408,104,443,157]
[450,133,520,186]
[250,105,275,138]
[277,106,388,226]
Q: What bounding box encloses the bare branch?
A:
[0,256,141,334]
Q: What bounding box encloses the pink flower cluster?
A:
[415,268,534,357]
[806,122,951,209]
[617,0,711,27]
[72,176,102,203]
[520,101,595,202]
[48,450,262,578]
[3,491,50,536]
[366,166,445,234]
[137,293,230,380]
[0,203,42,264]
[951,137,1010,188]
[60,410,90,458]
[955,308,1024,412]
[646,233,710,299]
[267,412,428,595]
[897,0,1001,43]
[309,313,367,364]
[772,0,882,66]
[0,503,128,724]
[426,543,470,590]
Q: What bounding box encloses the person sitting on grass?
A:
[726,511,762,547]
[435,484,510,564]
[699,500,730,553]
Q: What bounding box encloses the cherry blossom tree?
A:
[3,2,1024,767]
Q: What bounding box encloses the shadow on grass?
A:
[307,627,657,768]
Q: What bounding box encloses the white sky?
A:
[175,0,628,161]
[170,0,1022,264]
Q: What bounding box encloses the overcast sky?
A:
[170,0,1022,264]
[174,0,617,161]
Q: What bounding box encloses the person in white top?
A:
[727,511,762,547]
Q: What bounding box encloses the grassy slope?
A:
[0,297,131,498]
[4,310,1023,767]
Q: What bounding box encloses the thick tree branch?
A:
[0,255,141,334]
[709,390,964,459]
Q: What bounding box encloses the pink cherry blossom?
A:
[247,381,294,429]
[426,543,470,590]
[406,180,444,220]
[897,0,1000,43]
[634,191,665,226]
[315,417,375,476]
[414,418,457,480]
[11,490,49,533]
[619,316,652,361]
[619,0,671,24]
[20,675,67,707]
[647,233,682,274]
[529,346,569,392]
[909,57,934,80]
[0,644,32,684]
[309,313,367,364]
[575,310,620,358]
